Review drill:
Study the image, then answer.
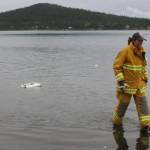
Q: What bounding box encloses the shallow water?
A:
[0,30,150,149]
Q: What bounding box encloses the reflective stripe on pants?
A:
[112,90,150,127]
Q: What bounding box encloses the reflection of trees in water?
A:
[113,125,149,150]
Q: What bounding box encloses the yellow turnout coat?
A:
[113,42,148,95]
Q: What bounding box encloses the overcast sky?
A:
[0,0,150,19]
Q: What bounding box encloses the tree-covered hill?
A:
[0,3,150,30]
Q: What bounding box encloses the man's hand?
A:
[118,80,129,93]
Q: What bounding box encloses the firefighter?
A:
[112,32,150,132]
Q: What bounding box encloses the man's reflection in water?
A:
[113,125,128,150]
[113,125,149,150]
[136,130,149,150]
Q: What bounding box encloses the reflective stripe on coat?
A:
[113,42,148,94]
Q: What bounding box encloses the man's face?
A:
[133,39,143,48]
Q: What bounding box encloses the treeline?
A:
[0,3,150,30]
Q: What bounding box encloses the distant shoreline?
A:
[0,3,150,30]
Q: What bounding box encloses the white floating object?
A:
[94,64,99,67]
[21,82,41,88]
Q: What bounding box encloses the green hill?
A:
[0,3,150,30]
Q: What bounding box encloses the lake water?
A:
[0,30,150,149]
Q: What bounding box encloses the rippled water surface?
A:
[0,30,150,149]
